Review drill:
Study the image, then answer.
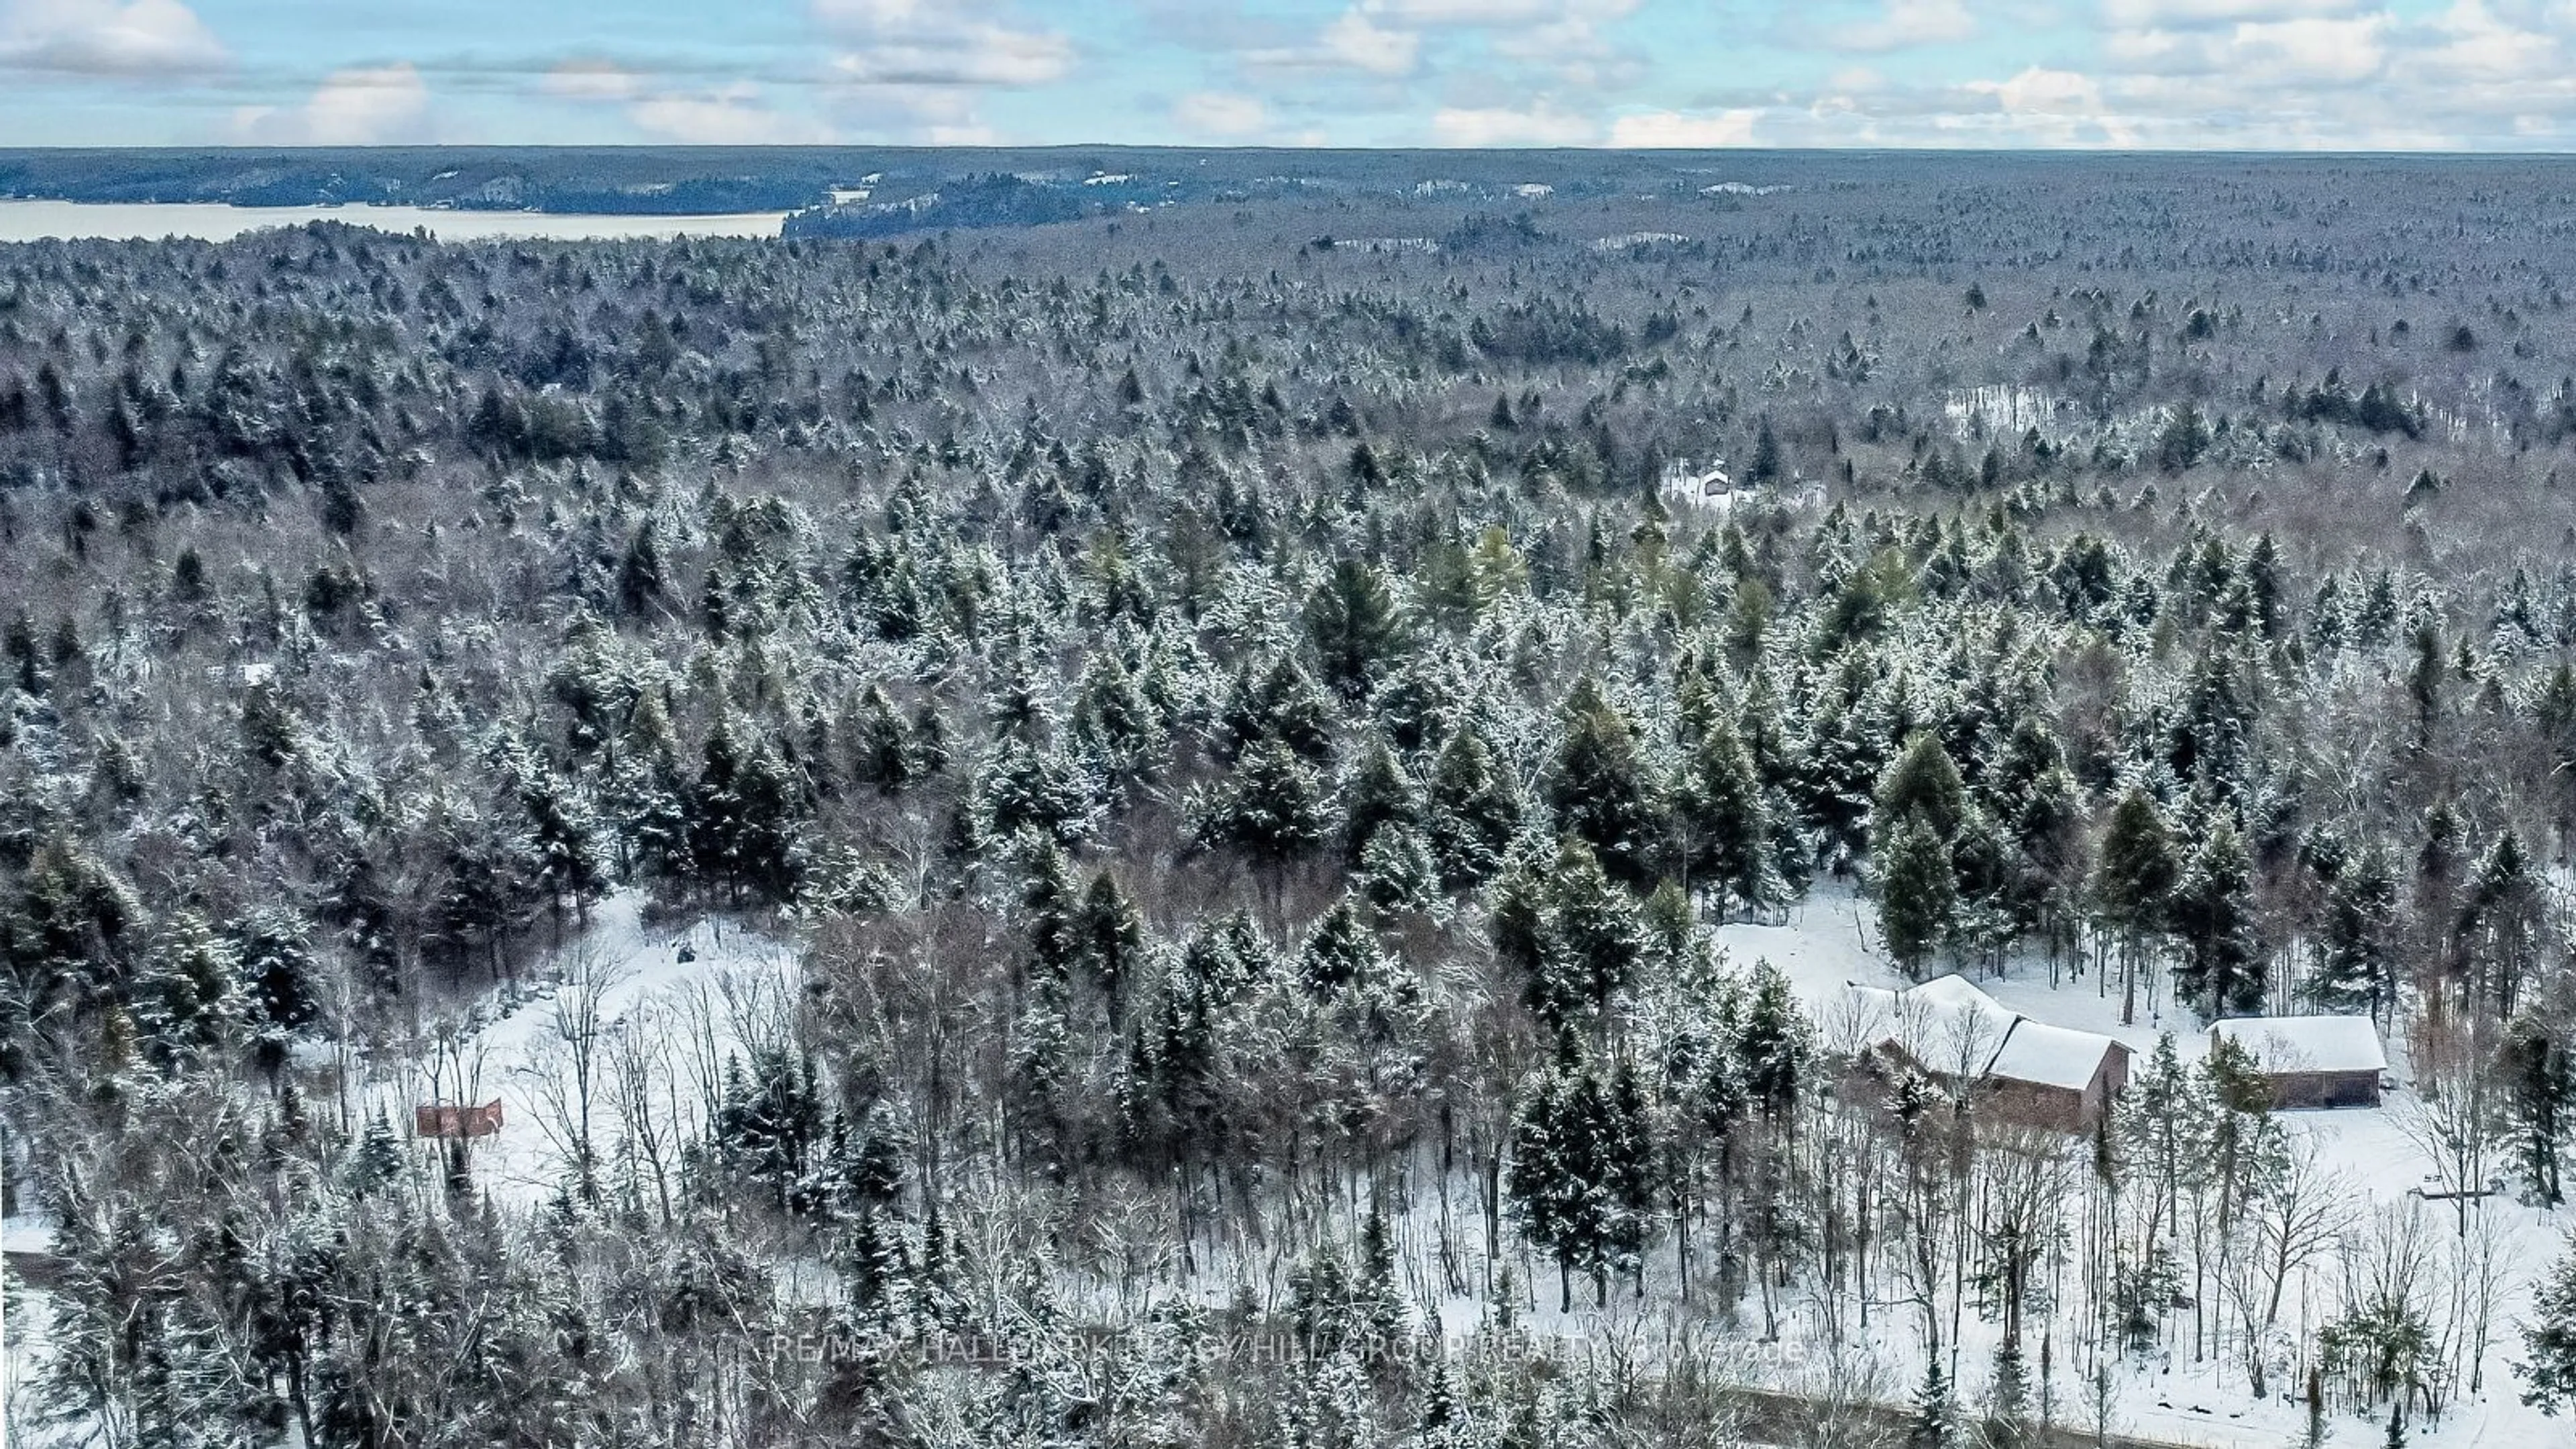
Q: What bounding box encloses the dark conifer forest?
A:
[2,151,2576,1448]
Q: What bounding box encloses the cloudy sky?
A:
[0,0,2570,150]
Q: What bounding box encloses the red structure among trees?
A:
[414,1099,504,1138]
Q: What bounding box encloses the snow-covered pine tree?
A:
[1341,732,1421,865]
[1546,679,1662,887]
[2524,1231,2576,1415]
[1424,722,1521,892]
[1876,812,1957,980]
[2096,787,2178,1025]
[1674,715,1775,919]
[2171,816,2262,1018]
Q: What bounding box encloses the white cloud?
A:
[0,0,223,76]
[1976,64,2102,111]
[2229,14,2386,82]
[2085,0,2576,146]
[1285,0,1637,83]
[812,0,928,23]
[2102,26,2209,68]
[2418,0,2562,83]
[1833,0,1978,51]
[544,62,833,143]
[541,59,639,103]
[1429,101,1596,144]
[813,0,1071,86]
[1964,65,2139,145]
[629,85,837,144]
[1378,0,1564,19]
[810,0,1065,142]
[1173,89,1269,138]
[1607,107,1759,146]
[234,64,431,146]
[1320,8,1422,74]
[1472,0,1643,62]
[2100,0,2361,24]
[830,23,1072,87]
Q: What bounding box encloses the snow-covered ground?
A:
[4,1210,72,1443]
[1707,884,2571,1448]
[967,884,2566,1447]
[347,889,800,1209]
[6,885,2565,1446]
[1,893,800,1446]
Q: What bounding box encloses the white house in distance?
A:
[1656,458,1733,512]
[2209,1016,2387,1109]
[1843,975,2133,1132]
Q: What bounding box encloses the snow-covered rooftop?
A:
[1988,1018,2120,1091]
[1849,973,2121,1091]
[2210,1016,2387,1076]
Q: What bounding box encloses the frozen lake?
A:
[0,199,789,243]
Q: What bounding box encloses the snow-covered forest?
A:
[2,152,2576,1448]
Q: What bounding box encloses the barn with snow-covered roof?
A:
[1843,974,2131,1132]
[2209,1016,2387,1108]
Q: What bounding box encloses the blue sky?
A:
[1,0,2569,150]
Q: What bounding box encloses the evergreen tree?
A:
[616,520,665,617]
[1874,732,1968,843]
[2096,788,2178,1024]
[1022,840,1085,983]
[232,906,318,1041]
[1540,837,1644,1036]
[132,910,240,1066]
[1358,822,1440,914]
[345,1112,405,1197]
[851,684,917,792]
[1077,871,1148,1017]
[1198,738,1332,867]
[515,753,607,917]
[1982,1343,2033,1449]
[2172,818,2263,1017]
[2525,1232,2576,1414]
[1341,733,1420,864]
[1909,1360,1957,1448]
[981,736,1104,848]
[1507,1060,1585,1311]
[610,692,692,878]
[1674,716,1774,916]
[2505,1009,2572,1206]
[1749,417,1782,485]
[1306,556,1404,700]
[2312,843,2398,1019]
[1299,896,1383,1000]
[690,719,806,901]
[1424,724,1521,892]
[1737,961,1812,1120]
[1507,1051,1658,1309]
[1877,813,1957,979]
[1072,648,1166,784]
[2459,829,2540,1016]
[1219,653,1336,762]
[1547,680,1661,886]
[1493,860,1550,1010]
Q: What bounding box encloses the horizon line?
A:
[4,143,2576,160]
